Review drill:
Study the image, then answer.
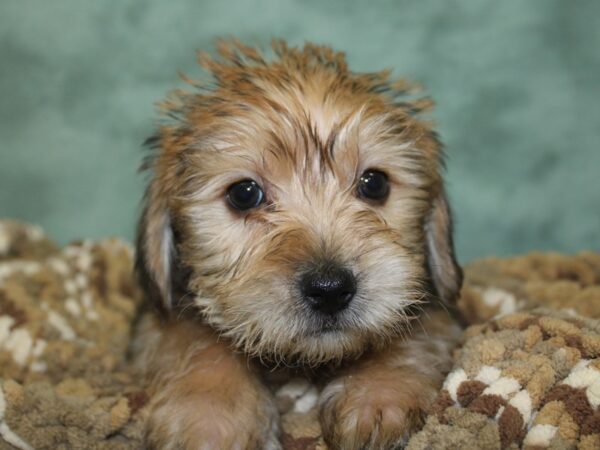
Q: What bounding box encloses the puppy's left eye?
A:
[357,170,389,201]
[227,180,265,210]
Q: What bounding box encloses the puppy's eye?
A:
[227,180,265,210]
[357,170,389,201]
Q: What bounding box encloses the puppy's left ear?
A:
[425,189,463,305]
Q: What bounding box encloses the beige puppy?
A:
[134,40,463,450]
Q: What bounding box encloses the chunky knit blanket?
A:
[1,220,599,449]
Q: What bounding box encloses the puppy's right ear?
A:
[135,173,175,315]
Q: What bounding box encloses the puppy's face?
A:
[137,41,461,365]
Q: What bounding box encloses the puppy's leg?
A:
[136,316,280,450]
[319,310,460,450]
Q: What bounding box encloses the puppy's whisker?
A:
[174,293,197,320]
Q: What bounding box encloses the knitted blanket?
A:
[1,220,599,449]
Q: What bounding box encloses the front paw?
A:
[319,375,435,450]
[145,390,281,450]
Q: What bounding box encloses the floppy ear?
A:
[425,189,463,306]
[135,178,176,315]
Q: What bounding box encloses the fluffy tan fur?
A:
[134,39,463,449]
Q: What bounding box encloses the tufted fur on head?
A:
[135,39,462,365]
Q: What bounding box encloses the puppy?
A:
[134,40,463,450]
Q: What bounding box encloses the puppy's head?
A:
[136,40,462,365]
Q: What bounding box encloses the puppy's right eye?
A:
[227,180,265,211]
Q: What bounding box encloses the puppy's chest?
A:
[261,367,326,417]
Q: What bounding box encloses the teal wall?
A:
[1,0,599,262]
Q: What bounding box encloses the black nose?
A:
[300,266,356,315]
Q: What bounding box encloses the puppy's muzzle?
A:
[300,265,356,315]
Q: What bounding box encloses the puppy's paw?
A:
[138,321,282,449]
[145,372,281,450]
[145,390,281,450]
[319,373,436,450]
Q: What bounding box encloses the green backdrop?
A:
[1,0,599,262]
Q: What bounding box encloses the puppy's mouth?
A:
[317,317,341,333]
[306,313,346,336]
